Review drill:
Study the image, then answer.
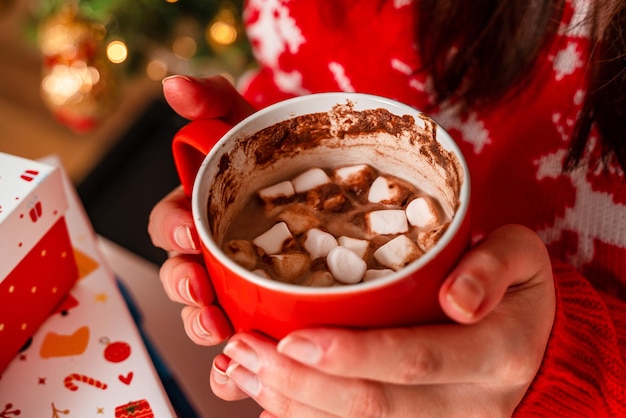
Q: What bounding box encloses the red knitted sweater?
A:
[239,0,626,415]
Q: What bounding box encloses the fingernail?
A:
[225,363,261,396]
[446,275,485,318]
[177,277,198,305]
[277,335,322,365]
[174,224,197,251]
[162,74,197,85]
[223,340,260,373]
[212,357,229,384]
[192,311,212,339]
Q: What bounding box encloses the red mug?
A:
[172,92,470,340]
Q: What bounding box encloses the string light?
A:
[209,20,237,45]
[106,40,128,64]
[206,7,238,47]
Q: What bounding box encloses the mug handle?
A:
[172,119,233,197]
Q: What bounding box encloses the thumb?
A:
[162,75,255,123]
[439,224,552,324]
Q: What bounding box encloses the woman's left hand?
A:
[210,224,556,417]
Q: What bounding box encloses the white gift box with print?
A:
[0,152,79,373]
[0,155,175,417]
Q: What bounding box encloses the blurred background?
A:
[0,2,265,416]
[0,0,253,265]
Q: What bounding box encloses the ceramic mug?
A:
[172,92,471,340]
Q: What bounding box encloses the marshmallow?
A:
[406,196,440,229]
[292,168,331,193]
[276,204,321,235]
[367,176,411,206]
[253,222,294,255]
[305,183,347,212]
[322,184,347,211]
[333,164,371,184]
[333,164,376,197]
[270,252,311,283]
[417,226,448,251]
[301,270,335,287]
[363,269,394,282]
[303,228,338,259]
[326,246,367,284]
[373,234,422,271]
[365,210,409,235]
[223,239,258,270]
[337,236,369,259]
[258,180,296,208]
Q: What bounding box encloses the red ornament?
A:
[100,337,131,363]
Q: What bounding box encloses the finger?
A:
[181,305,232,346]
[439,223,553,323]
[210,353,251,401]
[223,334,349,418]
[162,75,255,123]
[278,326,486,385]
[148,186,200,254]
[159,255,215,306]
[277,309,550,387]
[226,362,341,418]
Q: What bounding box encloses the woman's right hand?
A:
[148,75,256,346]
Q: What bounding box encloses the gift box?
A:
[0,156,177,417]
[0,152,79,372]
[115,399,155,417]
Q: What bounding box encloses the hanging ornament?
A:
[37,2,120,132]
[99,336,131,363]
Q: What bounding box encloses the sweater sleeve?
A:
[238,67,297,110]
[514,260,626,416]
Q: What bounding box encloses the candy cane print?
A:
[64,373,108,391]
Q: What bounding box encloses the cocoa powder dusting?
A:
[333,108,416,138]
[218,153,231,177]
[253,114,332,165]
[249,107,425,168]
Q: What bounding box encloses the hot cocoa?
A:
[222,164,449,286]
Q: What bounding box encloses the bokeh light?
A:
[146,59,168,80]
[106,40,128,63]
[172,36,197,59]
[41,62,100,106]
[206,7,238,47]
[209,21,237,45]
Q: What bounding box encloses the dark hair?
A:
[416,0,626,172]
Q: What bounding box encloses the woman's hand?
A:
[211,224,556,417]
[148,75,255,346]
